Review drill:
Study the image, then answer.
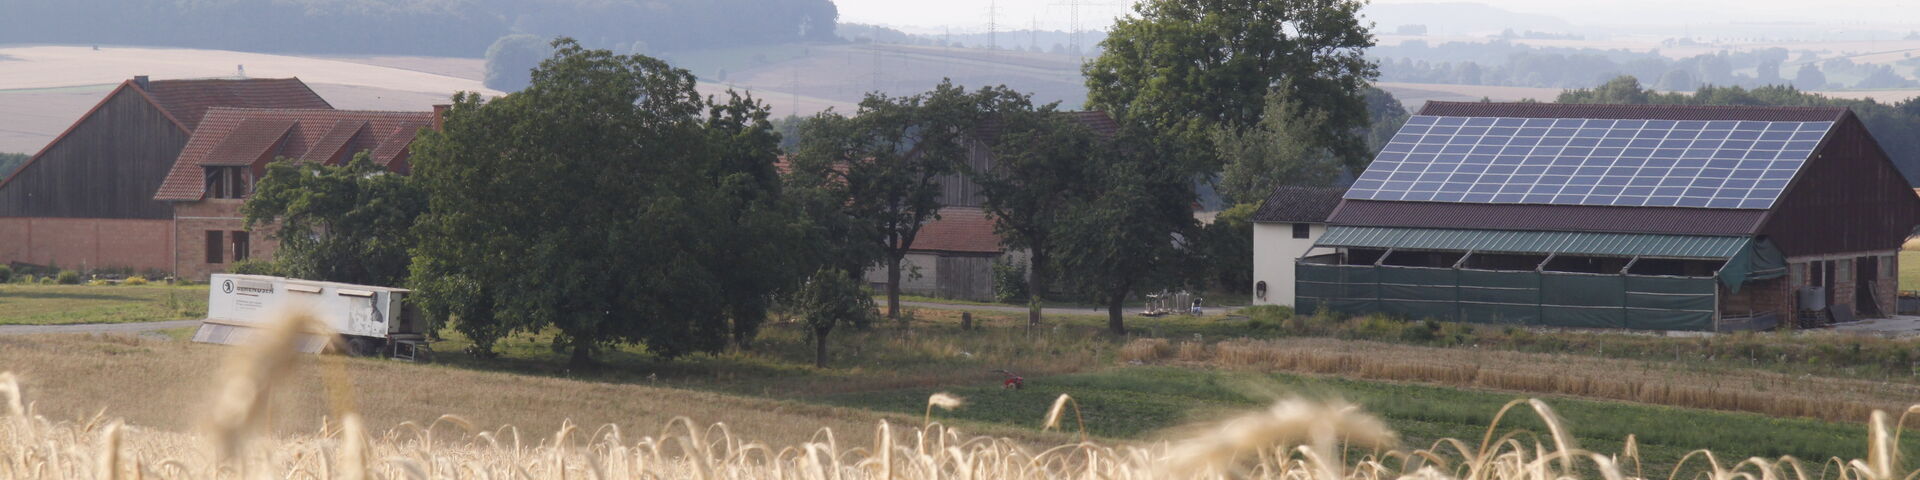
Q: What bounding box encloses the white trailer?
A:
[192,274,432,361]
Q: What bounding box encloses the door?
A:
[1857,256,1883,317]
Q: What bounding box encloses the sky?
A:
[831,0,1920,33]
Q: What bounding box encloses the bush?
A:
[55,270,81,285]
[123,276,148,286]
[86,279,112,286]
[0,265,10,283]
[991,258,1029,304]
[17,274,33,284]
[228,259,282,276]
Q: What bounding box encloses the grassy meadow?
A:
[0,283,205,325]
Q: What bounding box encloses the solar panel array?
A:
[1345,115,1834,209]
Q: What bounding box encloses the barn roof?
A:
[141,78,332,130]
[154,108,432,201]
[1345,102,1842,212]
[907,208,1003,254]
[1251,185,1345,223]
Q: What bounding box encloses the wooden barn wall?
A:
[1762,115,1920,256]
[0,88,188,219]
[935,254,995,301]
[932,140,995,208]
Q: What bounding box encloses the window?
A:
[204,166,250,199]
[231,231,250,262]
[205,231,224,264]
[1291,223,1311,239]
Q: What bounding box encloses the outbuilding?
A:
[1250,185,1343,307]
[1297,102,1920,331]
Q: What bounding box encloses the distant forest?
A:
[0,0,840,57]
[1376,40,1920,91]
[0,153,27,179]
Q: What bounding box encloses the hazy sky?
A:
[833,0,1919,33]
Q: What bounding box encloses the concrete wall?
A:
[0,217,173,273]
[1252,222,1330,307]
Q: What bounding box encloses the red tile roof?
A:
[142,78,332,130]
[1419,101,1848,122]
[909,208,1004,254]
[201,117,296,166]
[298,120,371,164]
[154,108,433,201]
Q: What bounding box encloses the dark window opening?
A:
[204,166,250,199]
[205,231,224,264]
[1627,258,1723,277]
[1460,253,1550,271]
[1291,223,1311,239]
[231,231,250,262]
[1343,248,1389,266]
[1380,250,1464,268]
[1543,255,1631,274]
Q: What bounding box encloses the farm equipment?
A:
[994,369,1025,389]
[1140,290,1202,317]
[193,274,432,361]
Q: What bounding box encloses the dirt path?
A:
[0,319,200,335]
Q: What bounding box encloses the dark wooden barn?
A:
[0,76,330,272]
[1297,102,1920,331]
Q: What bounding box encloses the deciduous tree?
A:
[971,96,1104,326]
[793,269,876,368]
[410,39,794,367]
[242,152,425,287]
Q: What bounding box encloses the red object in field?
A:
[995,369,1024,389]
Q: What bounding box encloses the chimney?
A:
[132,75,149,90]
[431,104,449,132]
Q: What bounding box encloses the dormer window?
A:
[205,166,250,199]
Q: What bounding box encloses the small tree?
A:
[794,269,876,368]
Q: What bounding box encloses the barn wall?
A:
[930,140,993,208]
[1762,114,1920,257]
[0,217,172,272]
[0,86,189,219]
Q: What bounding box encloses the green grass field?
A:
[816,367,1894,475]
[0,283,206,325]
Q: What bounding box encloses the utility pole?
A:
[988,0,998,51]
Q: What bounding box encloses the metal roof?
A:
[1328,200,1765,236]
[1316,226,1752,259]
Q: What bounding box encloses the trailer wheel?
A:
[347,337,378,357]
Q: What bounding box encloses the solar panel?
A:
[1345,115,1832,210]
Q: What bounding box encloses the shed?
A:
[1297,102,1920,331]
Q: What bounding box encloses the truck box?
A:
[193,274,430,360]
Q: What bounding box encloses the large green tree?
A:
[241,152,426,287]
[409,39,797,366]
[483,34,550,92]
[1214,88,1343,204]
[1055,130,1200,335]
[971,98,1104,326]
[1084,0,1378,172]
[788,81,1004,318]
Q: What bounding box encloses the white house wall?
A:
[1252,222,1330,307]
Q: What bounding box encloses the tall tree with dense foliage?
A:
[1085,0,1379,172]
[409,39,797,367]
[971,97,1105,326]
[1055,130,1200,335]
[241,152,426,287]
[1215,89,1343,204]
[788,81,1002,319]
[0,152,26,178]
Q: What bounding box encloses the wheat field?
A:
[5,309,1920,479]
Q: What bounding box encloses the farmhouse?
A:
[156,107,434,280]
[0,76,330,273]
[862,111,1121,301]
[1250,186,1343,307]
[1295,102,1920,331]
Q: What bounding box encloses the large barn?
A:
[1296,102,1920,331]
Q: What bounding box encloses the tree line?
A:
[0,0,837,57]
[242,0,1390,368]
[1376,40,1920,91]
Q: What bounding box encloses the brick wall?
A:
[1833,257,1858,315]
[172,199,281,281]
[0,217,172,273]
[1875,254,1898,317]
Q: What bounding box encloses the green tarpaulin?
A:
[1297,263,1720,331]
